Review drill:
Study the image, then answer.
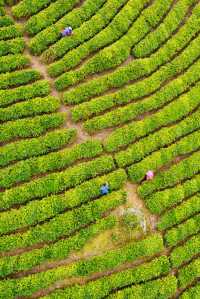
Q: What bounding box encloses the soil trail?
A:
[124,182,158,231]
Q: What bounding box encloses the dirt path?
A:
[124,182,159,231]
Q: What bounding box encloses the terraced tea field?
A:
[0,0,200,297]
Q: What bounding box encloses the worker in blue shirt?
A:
[100,182,110,195]
[61,26,73,37]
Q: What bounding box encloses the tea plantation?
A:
[0,0,199,298]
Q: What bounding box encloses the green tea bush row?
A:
[0,69,40,89]
[104,81,200,152]
[55,0,173,90]
[0,215,116,276]
[0,7,4,16]
[178,258,200,288]
[0,139,103,188]
[24,0,79,36]
[83,57,200,133]
[108,275,177,299]
[128,130,200,183]
[147,173,200,214]
[73,33,200,122]
[0,155,115,209]
[0,252,165,299]
[0,38,25,56]
[12,0,57,18]
[0,24,22,40]
[0,190,125,254]
[138,150,200,199]
[0,169,126,235]
[0,79,50,107]
[0,112,65,143]
[0,232,162,278]
[158,194,200,230]
[0,128,76,167]
[0,54,29,73]
[0,16,13,27]
[115,110,200,169]
[63,4,200,104]
[133,0,197,57]
[0,95,60,122]
[180,283,200,299]
[43,256,170,299]
[47,0,148,75]
[165,214,200,246]
[170,234,200,267]
[42,0,128,64]
[29,0,107,55]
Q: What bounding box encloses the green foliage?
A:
[42,256,170,299]
[108,275,177,299]
[133,0,196,57]
[0,232,163,280]
[0,24,22,40]
[0,139,103,188]
[170,234,200,267]
[43,0,128,64]
[0,95,60,122]
[147,173,200,214]
[180,283,200,299]
[0,38,25,56]
[0,155,115,209]
[158,194,200,230]
[0,190,126,254]
[47,0,147,74]
[12,0,57,18]
[29,0,107,55]
[0,112,65,143]
[63,4,200,104]
[0,128,76,167]
[115,110,200,169]
[139,151,200,199]
[55,0,173,90]
[104,82,200,152]
[0,215,116,277]
[165,214,200,246]
[128,130,200,183]
[0,169,126,235]
[0,80,50,107]
[0,16,14,27]
[178,258,200,288]
[24,0,79,36]
[83,46,200,133]
[0,68,40,89]
[0,54,29,73]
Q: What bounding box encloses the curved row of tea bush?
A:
[0,190,125,254]
[104,81,200,152]
[42,0,128,64]
[63,4,200,103]
[55,0,174,90]
[24,0,79,36]
[0,139,103,188]
[0,95,60,122]
[0,155,115,209]
[147,173,200,214]
[0,128,76,167]
[0,232,162,279]
[43,256,170,299]
[128,129,200,183]
[29,0,107,55]
[47,0,148,76]
[0,169,126,235]
[0,112,65,143]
